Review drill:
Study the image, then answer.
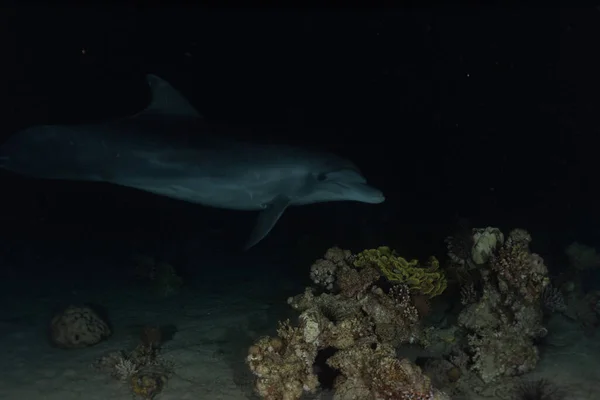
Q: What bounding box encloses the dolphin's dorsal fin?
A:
[137,74,201,118]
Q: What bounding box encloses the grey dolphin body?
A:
[0,75,385,248]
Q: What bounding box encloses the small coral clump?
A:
[93,325,173,400]
[95,350,139,382]
[49,305,111,349]
[130,372,168,400]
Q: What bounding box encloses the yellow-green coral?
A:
[354,246,447,298]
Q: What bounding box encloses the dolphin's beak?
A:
[343,182,385,203]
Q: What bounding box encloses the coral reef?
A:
[447,228,549,385]
[251,229,561,399]
[93,325,174,399]
[353,246,447,298]
[49,305,111,348]
[246,247,449,400]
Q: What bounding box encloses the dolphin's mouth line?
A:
[336,181,373,190]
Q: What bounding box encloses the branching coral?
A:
[354,246,447,298]
[94,351,137,382]
[115,357,139,382]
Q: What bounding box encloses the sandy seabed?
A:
[0,255,599,400]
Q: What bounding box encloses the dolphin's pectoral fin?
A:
[244,195,291,250]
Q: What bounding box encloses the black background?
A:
[1,6,599,260]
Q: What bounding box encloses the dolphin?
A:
[0,75,385,248]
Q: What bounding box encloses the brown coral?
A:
[337,264,380,298]
[140,325,163,350]
[454,228,549,385]
[328,342,446,400]
[309,247,355,290]
[362,285,422,346]
[489,229,549,303]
